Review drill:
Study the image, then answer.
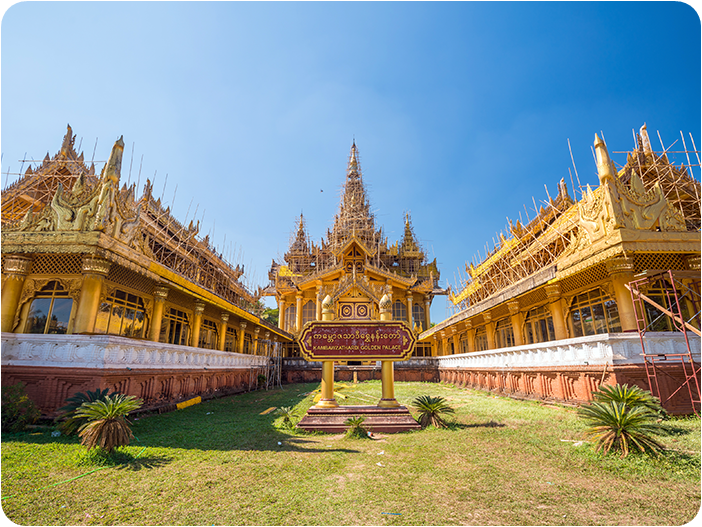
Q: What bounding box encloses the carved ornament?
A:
[507,300,520,316]
[221,313,230,323]
[545,283,561,301]
[81,256,112,277]
[154,286,170,301]
[194,302,206,315]
[3,256,33,276]
[606,256,635,276]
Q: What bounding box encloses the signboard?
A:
[298,321,416,361]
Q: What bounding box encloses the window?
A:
[161,308,190,346]
[413,343,432,357]
[199,319,218,349]
[474,326,488,351]
[302,300,316,326]
[460,333,470,354]
[392,300,407,322]
[569,288,621,337]
[524,305,556,344]
[495,318,515,348]
[25,281,73,334]
[225,326,238,352]
[285,305,296,332]
[412,303,425,332]
[94,289,147,338]
[641,279,699,331]
[243,333,253,354]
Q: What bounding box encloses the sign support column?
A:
[316,295,338,408]
[379,294,400,408]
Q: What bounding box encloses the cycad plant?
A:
[592,383,666,417]
[411,395,455,429]
[577,400,665,457]
[275,406,299,429]
[75,394,142,452]
[344,416,369,439]
[55,388,113,435]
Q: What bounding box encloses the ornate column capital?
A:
[606,256,635,276]
[194,301,206,315]
[81,256,111,277]
[264,331,270,339]
[154,285,169,302]
[507,300,520,316]
[3,255,33,276]
[685,255,700,271]
[464,320,473,331]
[322,295,334,315]
[254,327,260,336]
[545,283,562,301]
[239,320,248,330]
[483,312,492,323]
[221,312,230,323]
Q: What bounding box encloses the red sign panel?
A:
[298,321,416,361]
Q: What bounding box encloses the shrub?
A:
[55,388,113,435]
[592,383,666,417]
[411,395,455,429]
[257,374,267,388]
[577,401,665,457]
[1,382,41,433]
[275,406,299,429]
[76,394,143,452]
[344,416,369,439]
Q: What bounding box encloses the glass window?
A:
[412,304,425,332]
[302,300,316,326]
[392,300,407,322]
[225,326,238,352]
[474,326,488,351]
[94,290,147,338]
[524,305,555,344]
[25,281,73,334]
[285,305,296,332]
[495,318,515,348]
[160,308,190,346]
[569,288,621,337]
[199,319,218,349]
[460,334,470,354]
[639,279,697,332]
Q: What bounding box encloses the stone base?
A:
[297,405,421,434]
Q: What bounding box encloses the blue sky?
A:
[2,2,700,323]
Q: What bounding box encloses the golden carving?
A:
[3,256,33,276]
[81,256,111,276]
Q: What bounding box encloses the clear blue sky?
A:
[2,2,700,324]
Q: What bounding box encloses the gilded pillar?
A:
[451,329,460,356]
[73,257,111,334]
[464,321,474,353]
[316,285,322,321]
[424,298,431,332]
[149,285,169,342]
[238,321,247,354]
[545,283,568,340]
[508,301,524,346]
[253,327,261,355]
[1,255,33,333]
[218,313,229,351]
[484,313,496,350]
[295,293,303,332]
[278,299,285,330]
[378,294,399,408]
[406,293,414,327]
[316,295,338,408]
[606,256,637,332]
[191,301,205,347]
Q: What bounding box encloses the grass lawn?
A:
[2,381,700,526]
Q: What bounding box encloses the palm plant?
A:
[577,401,664,457]
[344,416,369,439]
[55,388,113,435]
[592,383,666,416]
[411,395,455,429]
[275,406,299,429]
[75,394,142,452]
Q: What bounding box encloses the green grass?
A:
[2,381,700,525]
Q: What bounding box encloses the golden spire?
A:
[594,133,616,183]
[103,136,125,184]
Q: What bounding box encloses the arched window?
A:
[392,300,407,322]
[474,326,488,351]
[94,289,147,338]
[302,300,316,326]
[285,305,296,332]
[25,281,73,334]
[495,318,515,348]
[524,305,555,344]
[199,319,218,349]
[412,303,425,332]
[569,288,621,337]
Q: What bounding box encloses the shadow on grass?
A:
[112,454,174,471]
[656,424,696,437]
[457,420,506,429]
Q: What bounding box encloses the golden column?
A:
[253,327,261,355]
[606,256,637,332]
[316,295,339,408]
[218,313,229,351]
[73,256,111,334]
[464,321,474,353]
[238,321,247,354]
[278,299,285,330]
[508,301,524,346]
[295,293,303,332]
[316,285,323,321]
[1,255,33,333]
[484,313,496,350]
[424,297,431,332]
[148,286,169,342]
[451,328,460,356]
[378,294,400,408]
[545,283,568,340]
[191,301,205,348]
[406,293,414,327]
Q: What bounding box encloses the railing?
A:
[435,332,700,370]
[1,333,268,370]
